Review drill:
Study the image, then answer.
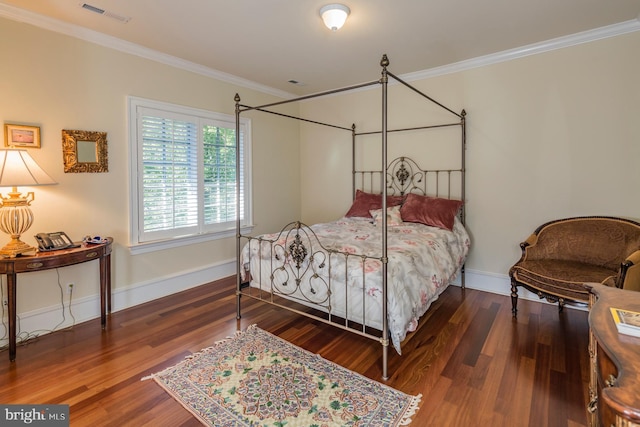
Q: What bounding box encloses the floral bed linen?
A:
[240,216,470,354]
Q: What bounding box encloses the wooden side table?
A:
[586,283,640,426]
[0,238,113,361]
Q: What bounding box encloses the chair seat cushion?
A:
[511,259,617,302]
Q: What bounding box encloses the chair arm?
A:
[522,233,537,248]
[627,249,640,265]
[516,233,538,259]
[619,250,640,292]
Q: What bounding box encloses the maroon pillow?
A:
[345,190,404,218]
[400,193,463,230]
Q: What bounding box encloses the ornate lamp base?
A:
[0,189,37,258]
[0,237,36,258]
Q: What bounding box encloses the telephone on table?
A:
[35,232,78,251]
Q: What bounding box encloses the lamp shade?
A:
[320,4,350,31]
[0,150,56,187]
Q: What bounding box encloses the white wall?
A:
[299,31,640,295]
[0,17,300,343]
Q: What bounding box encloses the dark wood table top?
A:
[587,283,640,422]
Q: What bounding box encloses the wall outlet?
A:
[2,299,6,306]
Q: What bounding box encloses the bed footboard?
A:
[237,220,389,349]
[238,219,387,323]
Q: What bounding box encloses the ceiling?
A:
[1,0,639,97]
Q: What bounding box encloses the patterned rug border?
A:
[143,325,421,426]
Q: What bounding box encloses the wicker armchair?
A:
[509,216,640,316]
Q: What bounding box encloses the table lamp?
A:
[0,149,56,257]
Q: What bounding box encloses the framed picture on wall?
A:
[61,129,108,173]
[4,124,41,148]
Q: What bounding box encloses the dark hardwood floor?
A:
[0,276,591,426]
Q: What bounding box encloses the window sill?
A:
[128,225,254,255]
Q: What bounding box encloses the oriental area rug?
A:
[145,325,421,426]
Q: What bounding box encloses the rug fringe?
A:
[398,393,422,426]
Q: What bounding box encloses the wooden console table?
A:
[587,283,640,426]
[0,238,113,361]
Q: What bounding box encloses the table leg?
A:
[7,273,16,361]
[106,254,111,314]
[99,255,106,329]
[99,253,112,329]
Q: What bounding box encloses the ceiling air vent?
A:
[80,3,131,23]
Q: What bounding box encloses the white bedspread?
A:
[240,216,470,354]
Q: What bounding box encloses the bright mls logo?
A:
[1,405,69,426]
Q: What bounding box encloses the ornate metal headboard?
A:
[354,156,464,200]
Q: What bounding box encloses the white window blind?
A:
[142,114,199,235]
[129,97,251,250]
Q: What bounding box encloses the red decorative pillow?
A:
[345,190,404,218]
[400,193,463,230]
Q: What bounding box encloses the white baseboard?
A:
[460,268,512,295]
[0,259,237,348]
[1,264,580,348]
[459,268,587,311]
[110,259,236,312]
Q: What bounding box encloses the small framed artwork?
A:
[62,129,108,173]
[4,124,41,148]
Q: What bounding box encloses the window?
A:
[128,97,252,252]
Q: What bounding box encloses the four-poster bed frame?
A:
[235,54,467,379]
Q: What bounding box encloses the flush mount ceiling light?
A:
[320,4,350,31]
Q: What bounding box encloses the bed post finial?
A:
[380,54,389,68]
[234,93,241,103]
[461,109,466,117]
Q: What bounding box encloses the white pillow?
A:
[369,205,403,226]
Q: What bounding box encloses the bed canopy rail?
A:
[234,79,379,127]
[235,54,467,380]
[385,70,464,119]
[234,55,465,134]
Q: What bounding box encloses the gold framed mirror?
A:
[62,129,108,173]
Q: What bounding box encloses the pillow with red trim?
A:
[344,190,404,218]
[400,193,463,230]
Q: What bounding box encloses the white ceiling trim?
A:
[0,3,295,99]
[401,18,640,83]
[2,3,639,100]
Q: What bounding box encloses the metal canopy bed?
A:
[235,54,468,379]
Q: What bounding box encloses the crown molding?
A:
[2,3,638,97]
[0,3,295,99]
[401,19,640,82]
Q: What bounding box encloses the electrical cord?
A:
[0,269,77,352]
